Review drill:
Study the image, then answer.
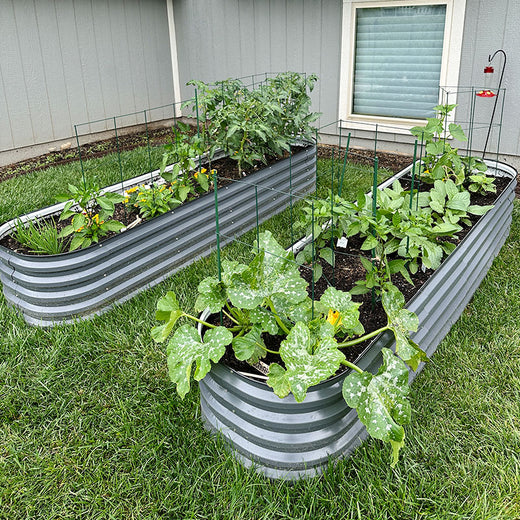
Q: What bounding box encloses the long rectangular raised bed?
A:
[0,144,316,326]
[198,159,517,480]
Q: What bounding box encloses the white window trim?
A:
[338,0,467,134]
[167,0,182,117]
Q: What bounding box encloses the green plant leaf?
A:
[167,324,232,398]
[232,325,265,362]
[426,141,445,156]
[267,363,291,398]
[70,235,88,251]
[97,196,115,213]
[447,191,470,212]
[249,307,279,335]
[468,204,494,216]
[152,291,184,342]
[103,219,125,232]
[342,348,411,466]
[381,284,427,371]
[195,277,227,313]
[227,232,307,309]
[277,322,345,402]
[318,286,363,336]
[58,224,75,238]
[319,247,334,266]
[448,123,468,142]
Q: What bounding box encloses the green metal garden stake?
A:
[74,124,87,191]
[289,151,294,248]
[113,117,128,223]
[144,110,152,173]
[255,185,260,253]
[330,149,336,286]
[406,141,418,256]
[311,202,315,319]
[370,157,379,309]
[338,133,351,197]
[213,170,223,325]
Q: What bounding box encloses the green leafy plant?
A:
[56,180,125,251]
[468,173,497,195]
[160,121,206,185]
[410,104,486,186]
[152,231,427,465]
[418,179,494,226]
[186,73,320,175]
[11,218,66,255]
[124,183,181,219]
[295,193,356,280]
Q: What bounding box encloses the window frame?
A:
[338,0,467,133]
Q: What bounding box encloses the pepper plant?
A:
[56,180,125,251]
[152,231,427,466]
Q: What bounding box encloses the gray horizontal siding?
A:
[0,0,174,153]
[173,0,343,131]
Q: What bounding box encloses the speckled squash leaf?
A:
[195,277,227,313]
[249,308,279,335]
[166,324,232,398]
[151,291,184,343]
[228,232,307,309]
[232,325,266,362]
[317,286,364,336]
[342,348,411,466]
[267,363,291,399]
[382,284,427,371]
[277,322,345,402]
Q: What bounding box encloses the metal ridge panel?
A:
[0,144,317,326]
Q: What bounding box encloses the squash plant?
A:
[152,231,427,466]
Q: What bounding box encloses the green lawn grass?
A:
[1,151,519,519]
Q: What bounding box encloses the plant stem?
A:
[341,360,363,374]
[184,314,217,329]
[262,345,280,355]
[337,326,389,348]
[222,309,240,325]
[265,298,290,335]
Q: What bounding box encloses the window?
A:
[338,0,467,130]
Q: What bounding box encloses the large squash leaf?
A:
[343,348,411,466]
[267,322,344,402]
[166,324,232,398]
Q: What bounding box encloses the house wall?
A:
[173,0,520,162]
[0,0,174,162]
[173,0,344,131]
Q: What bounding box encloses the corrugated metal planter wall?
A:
[199,160,517,480]
[0,145,316,326]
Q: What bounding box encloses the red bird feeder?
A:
[476,65,496,97]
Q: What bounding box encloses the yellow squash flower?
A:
[327,309,342,327]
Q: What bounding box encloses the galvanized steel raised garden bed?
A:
[0,144,316,326]
[199,159,517,480]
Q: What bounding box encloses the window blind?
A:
[353,5,446,119]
